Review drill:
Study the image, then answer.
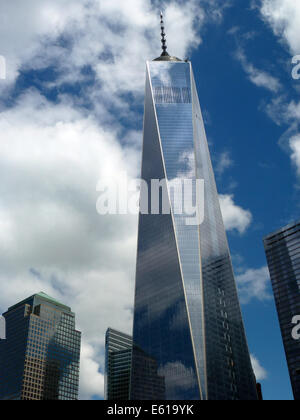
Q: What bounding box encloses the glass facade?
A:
[0,292,81,400]
[130,59,257,400]
[264,221,300,400]
[105,329,132,400]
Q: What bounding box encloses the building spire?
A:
[160,12,169,57]
[153,12,182,61]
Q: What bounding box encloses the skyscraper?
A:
[264,221,300,400]
[105,328,132,400]
[0,292,81,400]
[130,15,258,401]
[105,328,166,400]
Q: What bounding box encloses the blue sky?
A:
[0,0,299,400]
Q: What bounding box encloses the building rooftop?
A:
[153,54,182,62]
[263,219,300,242]
[8,292,71,312]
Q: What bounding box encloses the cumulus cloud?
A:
[236,266,272,304]
[260,0,300,54]
[234,47,281,92]
[0,0,85,84]
[215,151,234,176]
[0,91,138,399]
[79,343,105,400]
[252,1,300,180]
[219,194,253,234]
[251,354,268,381]
[263,96,300,178]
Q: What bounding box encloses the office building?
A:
[105,329,166,400]
[264,221,300,400]
[105,328,132,400]
[0,292,81,400]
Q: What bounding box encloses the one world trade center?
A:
[130,15,258,401]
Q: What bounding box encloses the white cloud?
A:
[286,100,300,121]
[236,266,272,304]
[0,92,138,400]
[0,0,85,83]
[235,48,281,92]
[264,97,300,178]
[251,354,268,381]
[216,151,234,176]
[255,2,300,181]
[219,194,253,234]
[79,343,105,400]
[260,0,300,54]
[265,98,300,181]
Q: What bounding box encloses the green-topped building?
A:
[0,292,81,400]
